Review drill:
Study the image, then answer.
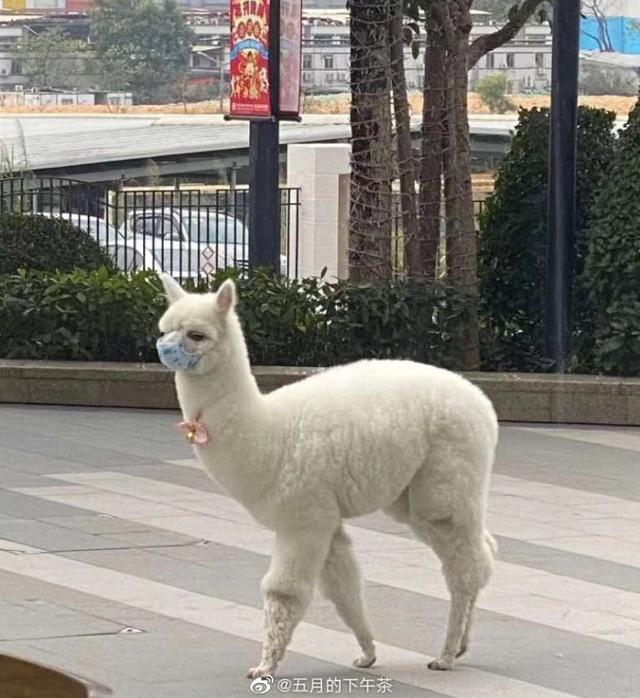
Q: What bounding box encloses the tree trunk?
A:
[447,0,480,369]
[389,0,418,278]
[449,10,477,290]
[425,0,546,367]
[412,1,447,279]
[442,33,459,282]
[348,0,393,281]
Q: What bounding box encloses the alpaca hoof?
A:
[428,657,453,671]
[456,645,468,658]
[247,665,275,680]
[353,653,377,668]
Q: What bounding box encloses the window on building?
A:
[535,52,545,69]
[486,53,495,70]
[506,53,515,68]
[303,53,312,70]
[323,54,334,70]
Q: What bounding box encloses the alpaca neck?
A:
[176,315,261,418]
[175,317,276,510]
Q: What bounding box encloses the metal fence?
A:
[0,177,301,280]
[390,193,488,278]
[1,177,491,281]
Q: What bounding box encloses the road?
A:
[0,404,638,697]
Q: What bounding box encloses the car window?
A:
[132,215,178,240]
[146,217,160,236]
[186,214,246,244]
[157,215,182,240]
[217,215,247,244]
[133,216,157,236]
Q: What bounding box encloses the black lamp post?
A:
[546,0,581,371]
[248,0,282,273]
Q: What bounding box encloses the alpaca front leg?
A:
[319,526,376,668]
[247,528,334,679]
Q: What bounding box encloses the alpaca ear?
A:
[215,279,236,315]
[160,273,187,304]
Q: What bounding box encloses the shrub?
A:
[476,73,514,114]
[0,268,163,361]
[583,102,640,375]
[236,271,471,367]
[0,268,471,367]
[478,106,616,371]
[0,212,113,275]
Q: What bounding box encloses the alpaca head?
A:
[157,274,237,375]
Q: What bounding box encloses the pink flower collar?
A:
[176,415,210,446]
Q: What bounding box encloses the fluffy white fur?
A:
[158,274,499,679]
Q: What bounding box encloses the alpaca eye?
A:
[187,332,206,342]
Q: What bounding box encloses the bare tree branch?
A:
[581,28,605,52]
[467,0,547,68]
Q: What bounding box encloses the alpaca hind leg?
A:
[455,592,478,658]
[411,517,494,670]
[248,527,334,679]
[428,584,474,670]
[319,526,376,668]
[456,532,496,658]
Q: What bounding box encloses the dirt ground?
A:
[0,92,637,117]
[303,92,637,117]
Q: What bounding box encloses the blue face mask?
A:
[156,334,201,372]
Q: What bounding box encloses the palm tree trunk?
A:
[446,0,480,368]
[389,0,418,278]
[348,0,394,281]
[414,1,447,279]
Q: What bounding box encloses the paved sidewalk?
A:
[0,404,639,698]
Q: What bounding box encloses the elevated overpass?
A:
[0,113,520,183]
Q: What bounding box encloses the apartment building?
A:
[0,3,553,96]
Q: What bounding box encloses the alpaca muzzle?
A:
[156,333,202,371]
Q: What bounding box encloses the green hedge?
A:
[0,268,472,367]
[0,212,114,275]
[583,102,640,376]
[478,106,616,372]
[0,268,163,361]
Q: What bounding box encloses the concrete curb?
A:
[1,359,639,425]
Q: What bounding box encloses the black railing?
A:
[0,177,301,280]
[391,192,488,278]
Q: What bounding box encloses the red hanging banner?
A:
[279,0,302,118]
[229,0,272,118]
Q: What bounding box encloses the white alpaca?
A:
[157,275,498,679]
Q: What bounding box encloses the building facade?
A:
[0,5,552,97]
[187,9,552,95]
[0,88,132,106]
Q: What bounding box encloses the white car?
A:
[120,208,288,279]
[29,211,154,272]
[27,210,288,278]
